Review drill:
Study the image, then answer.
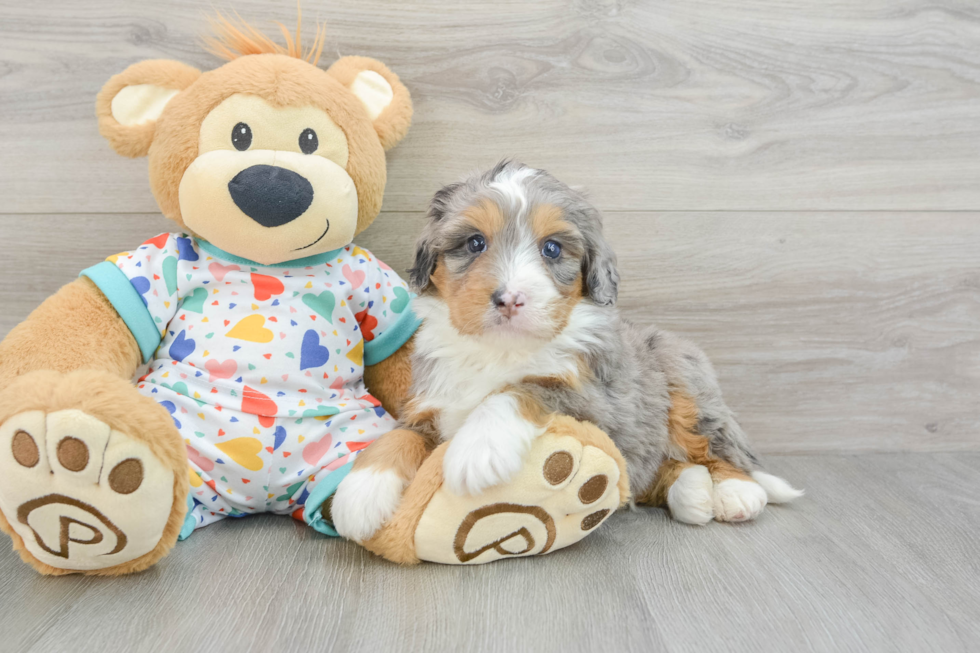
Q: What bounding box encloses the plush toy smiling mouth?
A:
[295,220,331,251]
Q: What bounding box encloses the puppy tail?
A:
[751,470,804,504]
[664,384,804,505]
[695,408,804,503]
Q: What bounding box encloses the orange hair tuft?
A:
[204,7,326,66]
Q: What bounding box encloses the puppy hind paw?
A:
[332,468,407,543]
[712,478,767,522]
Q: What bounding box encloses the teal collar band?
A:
[196,239,344,268]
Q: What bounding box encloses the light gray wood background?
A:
[0,1,978,651]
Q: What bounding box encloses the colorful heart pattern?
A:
[208,261,240,281]
[182,287,208,314]
[107,235,415,535]
[169,330,196,362]
[342,264,366,288]
[302,433,333,465]
[251,273,285,301]
[390,286,410,314]
[215,438,264,471]
[205,358,238,382]
[241,385,278,428]
[227,314,274,343]
[302,291,335,323]
[300,330,330,370]
[176,397,390,533]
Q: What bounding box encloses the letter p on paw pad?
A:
[0,410,176,571]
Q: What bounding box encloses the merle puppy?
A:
[332,161,801,543]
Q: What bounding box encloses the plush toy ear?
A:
[327,56,413,151]
[96,60,201,158]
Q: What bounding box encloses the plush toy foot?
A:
[0,371,188,575]
[360,416,629,565]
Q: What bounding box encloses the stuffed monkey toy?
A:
[0,15,628,575]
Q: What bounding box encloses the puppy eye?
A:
[542,240,562,259]
[299,128,318,154]
[466,235,487,254]
[231,122,252,151]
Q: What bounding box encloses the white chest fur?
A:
[410,297,606,438]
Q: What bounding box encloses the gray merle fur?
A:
[411,161,764,498]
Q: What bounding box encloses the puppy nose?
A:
[492,289,527,317]
[228,164,314,227]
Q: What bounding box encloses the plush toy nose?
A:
[228,165,315,227]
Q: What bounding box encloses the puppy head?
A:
[409,161,619,339]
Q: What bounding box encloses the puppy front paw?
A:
[332,468,407,542]
[442,429,526,496]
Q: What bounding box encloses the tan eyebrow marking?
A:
[461,198,506,239]
[529,204,579,241]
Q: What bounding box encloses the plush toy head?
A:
[96,15,412,265]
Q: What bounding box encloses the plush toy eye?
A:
[299,128,318,154]
[542,240,562,259]
[231,122,252,151]
[466,234,487,254]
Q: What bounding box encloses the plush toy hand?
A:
[441,393,543,496]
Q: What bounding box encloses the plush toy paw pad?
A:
[0,410,175,571]
[414,430,622,564]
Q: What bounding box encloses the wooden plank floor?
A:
[1,0,979,651]
[1,453,978,653]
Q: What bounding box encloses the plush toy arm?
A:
[363,335,414,420]
[0,278,188,577]
[0,278,141,392]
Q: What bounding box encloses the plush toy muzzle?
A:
[171,88,363,263]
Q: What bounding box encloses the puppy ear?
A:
[327,56,412,151]
[582,226,620,306]
[408,182,462,292]
[407,236,438,294]
[97,60,201,158]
